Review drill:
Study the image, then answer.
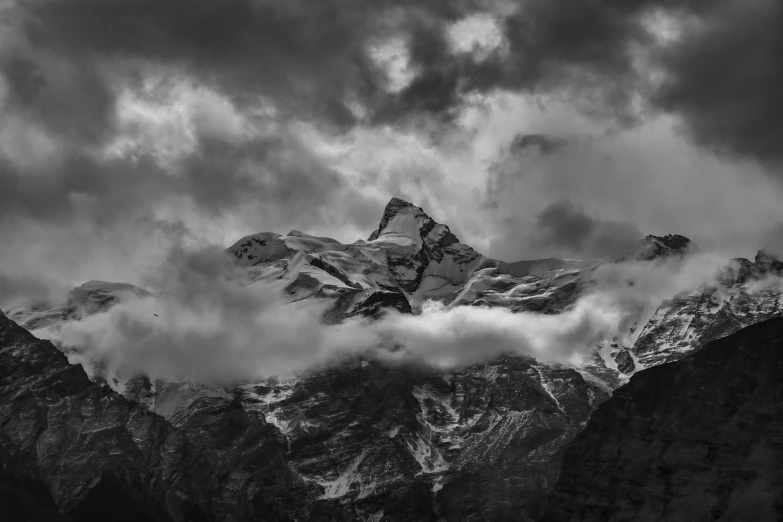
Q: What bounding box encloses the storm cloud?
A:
[533,200,643,259]
[6,0,782,160]
[0,0,782,309]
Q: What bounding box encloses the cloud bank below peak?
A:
[35,241,737,385]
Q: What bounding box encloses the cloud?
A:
[47,246,373,383]
[532,200,643,259]
[472,96,783,262]
[33,244,738,385]
[587,252,732,308]
[0,0,782,336]
[372,295,620,368]
[10,0,780,165]
[379,251,737,369]
[0,271,69,310]
[509,133,566,156]
[46,278,619,383]
[0,2,389,255]
[653,0,783,165]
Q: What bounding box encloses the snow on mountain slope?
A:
[228,198,486,316]
[7,280,152,331]
[229,354,607,521]
[629,250,783,369]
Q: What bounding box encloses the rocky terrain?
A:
[236,353,607,521]
[629,250,783,369]
[0,306,602,521]
[546,316,783,522]
[3,197,783,520]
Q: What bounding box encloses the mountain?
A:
[237,353,608,521]
[227,197,484,316]
[0,309,310,522]
[0,305,603,521]
[629,250,783,369]
[7,280,152,331]
[546,316,783,521]
[3,197,783,521]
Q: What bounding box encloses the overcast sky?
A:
[1,0,782,296]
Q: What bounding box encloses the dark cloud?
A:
[534,200,643,259]
[654,0,783,164]
[504,0,783,166]
[0,271,69,310]
[0,131,370,230]
[0,0,468,243]
[0,151,158,222]
[510,134,566,156]
[1,54,116,145]
[483,132,570,213]
[5,0,781,163]
[0,0,780,302]
[15,0,469,129]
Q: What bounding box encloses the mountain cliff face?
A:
[0,309,397,521]
[0,309,320,521]
[4,197,783,521]
[629,251,783,369]
[236,354,608,522]
[546,316,783,522]
[227,198,483,315]
[0,305,602,521]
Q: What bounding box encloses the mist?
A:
[27,245,747,385]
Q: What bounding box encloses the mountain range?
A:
[2,197,783,521]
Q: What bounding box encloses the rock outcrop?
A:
[0,304,605,521]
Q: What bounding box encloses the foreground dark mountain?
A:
[546,317,783,522]
[0,309,357,521]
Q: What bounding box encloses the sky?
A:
[1,0,783,298]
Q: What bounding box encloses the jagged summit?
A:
[646,233,691,251]
[368,197,418,241]
[621,233,693,262]
[226,197,483,306]
[364,197,483,293]
[366,196,464,248]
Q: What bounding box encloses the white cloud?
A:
[447,13,506,62]
[38,246,743,385]
[106,78,257,167]
[367,36,417,93]
[0,114,63,172]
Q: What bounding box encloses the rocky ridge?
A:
[0,305,604,521]
[0,309,319,521]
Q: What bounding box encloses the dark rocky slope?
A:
[546,317,783,522]
[238,354,607,522]
[0,309,356,521]
[0,304,605,521]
